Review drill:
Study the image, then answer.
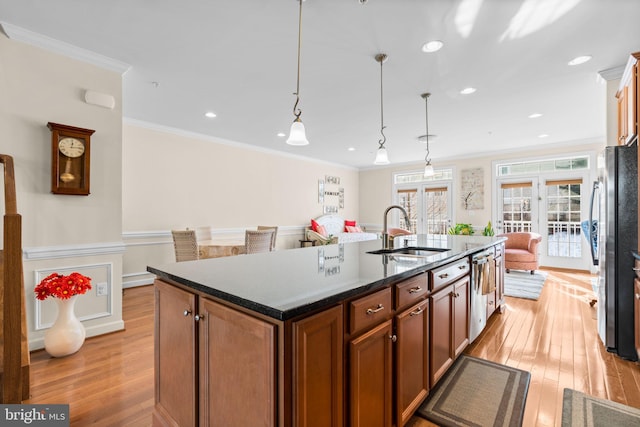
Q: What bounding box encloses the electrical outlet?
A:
[96,282,108,297]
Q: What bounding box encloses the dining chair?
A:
[244,229,275,254]
[257,225,278,251]
[195,225,213,242]
[171,229,199,262]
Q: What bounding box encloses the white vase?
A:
[44,295,86,357]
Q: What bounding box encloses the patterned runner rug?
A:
[416,355,530,427]
[562,388,640,426]
[503,270,548,300]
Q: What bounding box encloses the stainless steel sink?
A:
[367,247,450,257]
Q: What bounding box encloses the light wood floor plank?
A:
[24,269,640,426]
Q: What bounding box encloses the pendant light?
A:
[286,0,309,146]
[422,92,434,177]
[373,53,390,165]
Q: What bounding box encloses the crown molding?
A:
[598,64,625,81]
[0,21,131,75]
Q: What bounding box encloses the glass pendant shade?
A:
[424,163,434,177]
[374,147,390,165]
[286,118,309,146]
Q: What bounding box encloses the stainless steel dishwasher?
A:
[470,249,494,342]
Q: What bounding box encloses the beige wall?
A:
[121,123,360,287]
[0,34,125,349]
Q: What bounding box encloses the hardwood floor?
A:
[25,269,640,426]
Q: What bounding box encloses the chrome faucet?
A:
[381,205,411,250]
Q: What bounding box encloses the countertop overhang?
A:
[148,235,506,321]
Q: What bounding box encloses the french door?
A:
[496,175,589,270]
[396,183,452,235]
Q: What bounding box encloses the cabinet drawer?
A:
[395,273,429,309]
[430,258,470,291]
[350,287,392,335]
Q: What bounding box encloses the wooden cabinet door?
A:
[395,300,429,427]
[350,319,393,427]
[618,87,629,145]
[453,276,470,358]
[293,305,344,427]
[198,298,276,427]
[635,279,640,360]
[430,284,453,387]
[153,280,197,427]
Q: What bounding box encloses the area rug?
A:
[562,388,640,426]
[503,270,548,300]
[416,355,530,427]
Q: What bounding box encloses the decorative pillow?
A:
[345,225,363,233]
[311,219,320,232]
[344,220,356,232]
[316,225,328,237]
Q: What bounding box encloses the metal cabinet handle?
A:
[450,292,460,298]
[408,286,422,294]
[636,293,640,300]
[633,267,640,272]
[389,334,397,342]
[410,307,424,316]
[183,309,192,317]
[458,265,467,270]
[194,314,204,321]
[366,304,384,315]
[439,273,449,279]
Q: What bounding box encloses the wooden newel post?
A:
[0,154,29,403]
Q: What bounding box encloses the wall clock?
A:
[47,122,95,195]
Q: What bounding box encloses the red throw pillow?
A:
[344,220,356,232]
[311,219,320,232]
[345,225,363,233]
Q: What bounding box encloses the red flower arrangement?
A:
[35,272,92,300]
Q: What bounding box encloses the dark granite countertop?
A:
[148,234,506,321]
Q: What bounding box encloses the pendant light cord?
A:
[424,93,430,163]
[292,0,303,119]
[378,56,387,148]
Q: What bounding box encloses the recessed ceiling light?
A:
[421,40,444,53]
[205,111,217,118]
[460,87,476,95]
[568,55,592,66]
[348,147,356,151]
[277,132,286,137]
[528,113,542,119]
[417,134,437,143]
[538,134,549,138]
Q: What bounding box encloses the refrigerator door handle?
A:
[589,180,600,266]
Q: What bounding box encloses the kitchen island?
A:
[148,234,505,427]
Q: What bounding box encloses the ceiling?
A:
[1,0,639,169]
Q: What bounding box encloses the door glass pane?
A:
[424,188,448,235]
[397,189,417,232]
[546,183,581,258]
[501,186,532,232]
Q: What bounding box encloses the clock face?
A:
[58,137,85,158]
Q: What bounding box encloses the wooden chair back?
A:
[245,230,274,254]
[257,226,278,251]
[171,229,199,262]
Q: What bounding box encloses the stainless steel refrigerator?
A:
[589,143,637,361]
